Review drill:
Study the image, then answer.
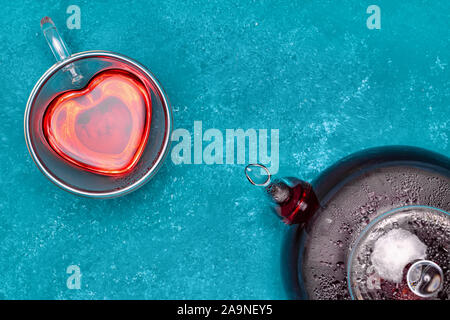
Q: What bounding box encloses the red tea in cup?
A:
[43,69,151,176]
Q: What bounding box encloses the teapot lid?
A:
[348,206,449,300]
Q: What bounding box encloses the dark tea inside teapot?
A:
[246,146,450,300]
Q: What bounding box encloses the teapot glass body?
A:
[275,146,450,300]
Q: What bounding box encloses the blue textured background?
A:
[0,0,448,299]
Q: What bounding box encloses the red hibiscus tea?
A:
[43,69,152,176]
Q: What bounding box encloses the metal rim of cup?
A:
[24,50,173,198]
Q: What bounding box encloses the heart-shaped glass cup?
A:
[25,18,172,198]
[43,69,152,176]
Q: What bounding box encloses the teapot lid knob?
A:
[407,260,444,298]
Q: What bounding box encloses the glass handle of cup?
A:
[40,16,83,84]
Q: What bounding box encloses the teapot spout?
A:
[245,164,319,225]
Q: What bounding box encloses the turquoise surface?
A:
[0,0,448,299]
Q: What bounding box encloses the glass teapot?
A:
[245,146,450,300]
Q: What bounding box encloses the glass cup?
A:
[25,17,172,198]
